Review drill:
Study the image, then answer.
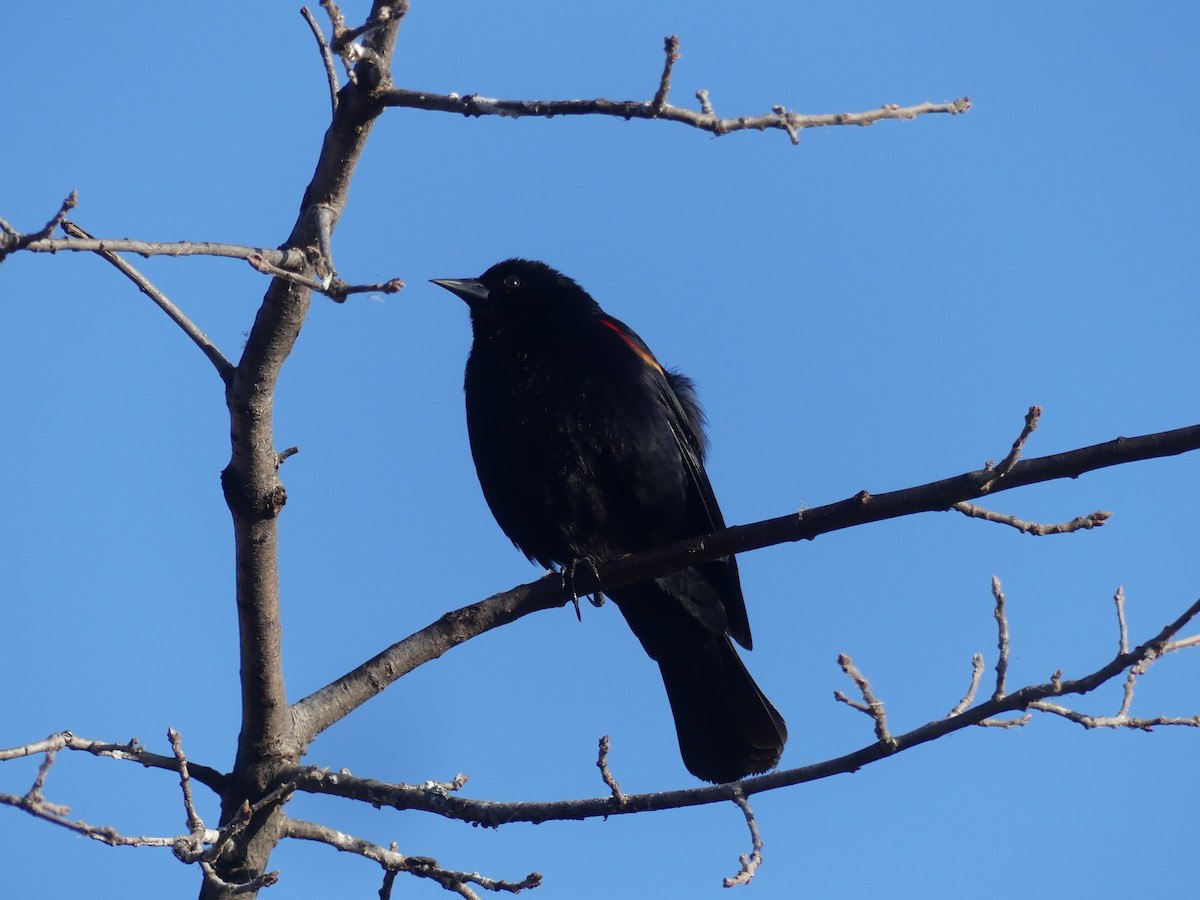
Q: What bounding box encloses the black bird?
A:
[433,259,786,783]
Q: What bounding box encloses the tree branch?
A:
[5,221,400,305]
[381,33,966,145]
[283,817,541,897]
[0,732,227,791]
[291,419,1200,743]
[59,221,235,382]
[13,234,308,268]
[209,1,409,892]
[286,592,1200,827]
[384,88,970,144]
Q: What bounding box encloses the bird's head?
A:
[432,258,599,325]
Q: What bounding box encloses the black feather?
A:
[433,258,787,782]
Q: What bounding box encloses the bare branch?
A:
[947,654,986,717]
[14,233,308,268]
[245,250,403,303]
[834,654,895,747]
[0,747,222,852]
[981,405,1041,491]
[60,221,235,382]
[285,593,1200,828]
[1029,701,1200,730]
[383,87,970,145]
[301,6,340,115]
[650,35,681,115]
[952,503,1110,535]
[723,787,763,888]
[0,785,198,848]
[0,732,227,791]
[168,728,206,839]
[991,577,1011,701]
[213,5,408,885]
[0,731,74,762]
[1021,586,1200,731]
[311,204,338,286]
[326,275,405,302]
[596,736,626,806]
[0,191,76,259]
[320,0,405,83]
[1114,586,1130,655]
[284,817,541,896]
[291,420,1200,744]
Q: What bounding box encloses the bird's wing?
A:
[598,314,753,648]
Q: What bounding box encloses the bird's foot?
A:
[561,557,605,621]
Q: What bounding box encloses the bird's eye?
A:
[503,275,521,289]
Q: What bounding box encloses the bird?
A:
[432,258,786,783]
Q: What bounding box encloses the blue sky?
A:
[3,2,1198,897]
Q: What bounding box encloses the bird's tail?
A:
[613,584,788,784]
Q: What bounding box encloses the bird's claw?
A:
[562,557,605,619]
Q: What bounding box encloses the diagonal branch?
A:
[60,221,235,382]
[286,593,1200,827]
[291,420,1200,744]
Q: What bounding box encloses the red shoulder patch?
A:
[599,317,664,375]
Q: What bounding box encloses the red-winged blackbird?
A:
[433,259,787,783]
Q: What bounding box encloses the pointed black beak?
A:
[431,277,490,306]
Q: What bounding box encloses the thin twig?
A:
[1114,586,1129,655]
[311,204,337,286]
[835,654,894,748]
[60,221,235,382]
[1029,700,1200,729]
[0,787,198,847]
[284,817,540,896]
[0,191,76,259]
[981,406,1042,491]
[952,503,1110,535]
[326,275,405,303]
[723,787,763,888]
[167,728,205,838]
[301,6,340,115]
[0,732,227,791]
[947,654,986,717]
[1166,634,1200,653]
[245,251,400,303]
[991,577,1011,700]
[650,35,680,115]
[0,731,74,762]
[380,865,399,900]
[771,105,801,145]
[384,86,970,146]
[596,736,626,806]
[15,234,308,267]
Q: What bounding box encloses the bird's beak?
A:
[431,277,489,306]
